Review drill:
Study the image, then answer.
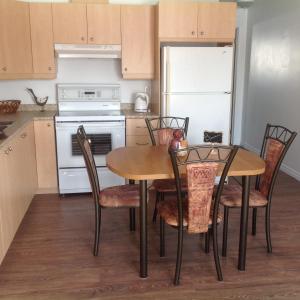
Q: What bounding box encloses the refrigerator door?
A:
[167,93,232,145]
[164,46,234,94]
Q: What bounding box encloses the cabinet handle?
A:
[200,31,204,36]
[81,36,85,41]
[191,31,195,36]
[136,126,147,129]
[90,37,94,42]
[21,133,27,139]
[47,123,51,127]
[48,67,52,71]
[2,67,7,72]
[4,149,9,155]
[136,142,149,146]
[8,146,12,152]
[124,67,128,72]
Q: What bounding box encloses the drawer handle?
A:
[136,142,149,146]
[47,123,51,127]
[4,149,9,155]
[136,126,147,129]
[21,133,27,138]
[8,146,12,152]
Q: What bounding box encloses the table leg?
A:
[139,180,148,278]
[238,176,250,271]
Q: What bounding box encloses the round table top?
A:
[106,146,265,181]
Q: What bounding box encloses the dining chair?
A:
[221,124,297,256]
[158,144,238,285]
[145,116,189,223]
[77,125,140,256]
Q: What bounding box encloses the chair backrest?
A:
[256,124,297,200]
[77,125,100,201]
[145,117,189,146]
[169,145,238,234]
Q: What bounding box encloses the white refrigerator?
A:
[161,46,234,145]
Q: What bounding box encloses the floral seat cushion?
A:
[152,177,187,193]
[220,184,268,208]
[158,197,222,229]
[100,184,140,208]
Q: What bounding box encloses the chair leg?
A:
[252,207,257,236]
[205,228,211,253]
[93,205,101,256]
[212,223,223,281]
[222,206,229,257]
[152,192,161,224]
[174,224,184,286]
[160,217,165,257]
[265,205,272,253]
[129,208,136,232]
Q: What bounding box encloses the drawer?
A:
[126,118,149,136]
[126,135,152,147]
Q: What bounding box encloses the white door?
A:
[166,47,234,93]
[168,94,232,145]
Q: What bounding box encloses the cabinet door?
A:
[159,0,198,39]
[0,151,13,264]
[87,4,121,45]
[52,3,87,44]
[198,3,236,41]
[121,6,155,79]
[34,120,58,192]
[0,0,33,74]
[30,3,56,74]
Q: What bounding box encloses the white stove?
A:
[55,84,125,194]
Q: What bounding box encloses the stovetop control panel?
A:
[57,84,120,102]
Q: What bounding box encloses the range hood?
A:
[54,44,121,59]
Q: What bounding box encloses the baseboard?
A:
[243,143,300,182]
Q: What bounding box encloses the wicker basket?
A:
[0,100,21,114]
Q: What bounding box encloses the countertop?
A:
[0,111,56,150]
[122,110,159,119]
[0,110,159,150]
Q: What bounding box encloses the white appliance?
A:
[54,44,121,59]
[55,84,125,195]
[161,46,234,145]
[134,92,150,112]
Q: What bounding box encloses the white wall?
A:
[0,59,151,104]
[243,0,300,180]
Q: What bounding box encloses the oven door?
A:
[55,121,125,168]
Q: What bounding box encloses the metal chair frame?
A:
[145,116,189,223]
[160,145,238,285]
[222,124,297,256]
[77,125,136,256]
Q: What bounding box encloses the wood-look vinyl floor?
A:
[0,172,300,299]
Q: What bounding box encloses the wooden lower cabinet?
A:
[126,135,152,147]
[126,118,154,146]
[34,120,58,193]
[0,122,38,264]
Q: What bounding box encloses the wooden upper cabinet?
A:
[87,4,121,45]
[159,0,198,39]
[30,4,55,74]
[121,6,155,79]
[52,4,87,44]
[0,0,33,74]
[198,3,236,40]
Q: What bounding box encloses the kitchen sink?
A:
[0,121,14,126]
[0,121,14,139]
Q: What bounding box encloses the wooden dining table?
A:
[106,145,265,278]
